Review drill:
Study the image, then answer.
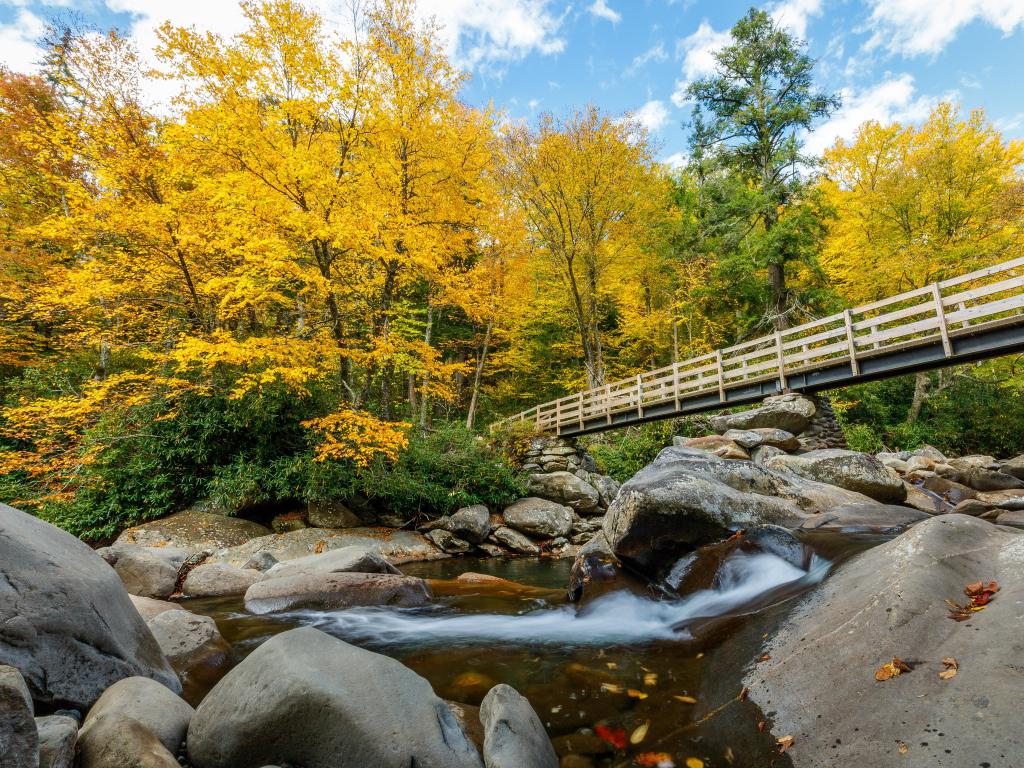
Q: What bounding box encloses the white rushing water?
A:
[285,551,830,648]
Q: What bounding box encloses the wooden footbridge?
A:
[495,257,1024,437]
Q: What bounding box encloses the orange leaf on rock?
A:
[777,735,795,753]
[939,657,958,680]
[875,657,911,681]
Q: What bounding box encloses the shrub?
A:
[584,421,675,483]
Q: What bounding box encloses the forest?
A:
[2,0,1023,540]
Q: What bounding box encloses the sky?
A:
[1,0,1023,166]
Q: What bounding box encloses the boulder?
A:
[181,563,262,598]
[0,664,37,768]
[115,511,271,554]
[919,475,977,505]
[764,449,906,503]
[0,505,180,710]
[307,500,363,528]
[241,551,279,572]
[526,472,601,515]
[996,509,1024,529]
[479,684,558,768]
[941,463,1024,493]
[877,455,909,473]
[905,455,935,473]
[186,627,483,768]
[750,444,786,466]
[244,572,431,614]
[745,515,1024,768]
[271,514,308,533]
[796,502,929,534]
[488,527,541,555]
[902,483,955,515]
[586,473,621,508]
[146,611,229,672]
[128,595,184,622]
[75,713,179,768]
[97,545,182,600]
[36,715,77,768]
[998,454,1024,480]
[722,428,800,451]
[953,498,995,517]
[681,435,750,460]
[205,527,445,568]
[426,529,473,554]
[976,489,1024,510]
[82,677,194,755]
[710,393,816,435]
[261,545,402,581]
[446,505,491,544]
[603,448,872,568]
[503,498,573,539]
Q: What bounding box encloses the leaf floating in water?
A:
[673,695,697,704]
[601,682,624,694]
[777,735,795,753]
[636,753,675,767]
[630,720,650,745]
[628,688,649,700]
[723,746,734,765]
[875,657,911,681]
[644,672,658,686]
[606,662,618,670]
[686,758,705,768]
[938,657,958,680]
[595,724,628,750]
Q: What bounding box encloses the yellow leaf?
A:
[630,721,650,745]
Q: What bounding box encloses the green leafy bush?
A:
[584,421,675,483]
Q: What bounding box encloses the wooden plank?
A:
[775,331,787,390]
[716,350,725,401]
[843,308,859,376]
[933,283,953,357]
[605,384,612,425]
[636,374,644,418]
[672,362,681,410]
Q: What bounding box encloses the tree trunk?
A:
[419,301,434,427]
[908,371,931,423]
[768,261,788,331]
[466,318,493,430]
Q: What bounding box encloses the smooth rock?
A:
[146,611,229,672]
[750,444,786,466]
[998,454,1024,480]
[307,500,363,528]
[526,472,601,515]
[128,595,184,622]
[82,677,194,755]
[710,393,816,435]
[586,474,621,509]
[489,527,541,555]
[479,684,558,768]
[115,511,270,554]
[797,502,928,533]
[36,715,77,768]
[446,505,492,544]
[905,455,935,473]
[503,498,573,539]
[953,498,995,517]
[241,551,279,572]
[996,509,1024,529]
[262,545,402,581]
[97,546,182,600]
[244,572,431,614]
[206,527,446,568]
[877,455,909,473]
[723,428,800,451]
[920,475,977,505]
[186,627,483,768]
[902,483,955,515]
[944,464,1024,492]
[181,563,262,598]
[682,435,751,460]
[0,505,179,709]
[426,529,473,554]
[977,489,1024,510]
[0,664,36,768]
[764,449,906,503]
[75,713,179,768]
[745,515,1024,768]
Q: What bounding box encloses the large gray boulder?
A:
[128,595,184,622]
[0,664,36,768]
[97,546,187,600]
[710,393,816,435]
[244,572,431,614]
[939,461,1024,492]
[745,515,1024,767]
[0,505,180,709]
[186,627,483,768]
[146,611,229,673]
[603,448,871,567]
[82,677,194,755]
[764,449,907,503]
[115,510,270,554]
[503,498,573,539]
[76,713,179,768]
[797,502,929,534]
[723,427,800,451]
[260,545,401,581]
[488,527,541,555]
[445,505,491,544]
[526,472,601,515]
[479,684,557,768]
[36,715,77,768]
[181,563,262,598]
[306,500,363,528]
[425,529,472,554]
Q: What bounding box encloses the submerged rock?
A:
[764,449,906,503]
[115,511,271,554]
[187,626,483,768]
[0,504,180,710]
[244,572,431,614]
[745,514,1024,767]
[479,684,558,768]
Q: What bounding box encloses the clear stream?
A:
[182,533,883,767]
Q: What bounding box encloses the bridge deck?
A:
[495,256,1024,437]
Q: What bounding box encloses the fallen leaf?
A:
[636,753,675,767]
[686,758,705,768]
[726,529,746,542]
[898,741,909,755]
[673,695,697,704]
[758,653,771,662]
[628,688,649,700]
[606,662,618,670]
[875,657,912,681]
[644,672,658,686]
[724,746,734,765]
[601,683,624,694]
[777,735,795,753]
[631,721,650,745]
[595,724,628,750]
[757,720,766,732]
[314,540,327,554]
[939,657,958,680]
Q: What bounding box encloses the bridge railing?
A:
[495,256,1024,434]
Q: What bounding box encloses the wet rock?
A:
[186,627,483,768]
[503,498,573,539]
[128,595,184,622]
[764,449,906,503]
[82,677,194,755]
[744,525,808,569]
[76,713,179,768]
[745,514,1024,768]
[446,505,492,544]
[306,500,363,528]
[796,502,929,534]
[97,545,185,600]
[262,545,402,580]
[244,572,431,614]
[206,527,446,568]
[115,511,271,554]
[36,715,77,768]
[479,684,558,768]
[996,509,1024,529]
[0,504,179,709]
[146,611,229,672]
[526,472,601,515]
[489,526,541,555]
[426,529,473,554]
[0,664,36,768]
[181,563,262,598]
[723,428,800,451]
[710,393,816,435]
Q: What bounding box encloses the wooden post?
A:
[555,399,562,435]
[636,374,644,419]
[605,383,612,425]
[578,391,585,430]
[958,301,969,329]
[774,332,788,391]
[672,362,681,411]
[932,283,953,357]
[715,350,726,402]
[843,309,860,376]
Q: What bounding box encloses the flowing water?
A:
[183,533,882,767]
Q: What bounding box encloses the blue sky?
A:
[2,0,1023,165]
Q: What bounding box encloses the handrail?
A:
[494,256,1024,435]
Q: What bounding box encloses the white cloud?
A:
[630,99,670,133]
[864,0,1024,58]
[662,150,689,169]
[587,0,621,24]
[624,42,668,77]
[0,9,47,73]
[769,0,823,39]
[671,21,731,106]
[804,73,954,155]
